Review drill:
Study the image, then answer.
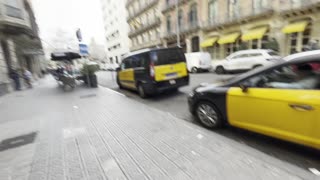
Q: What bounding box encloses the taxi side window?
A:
[120,61,126,70]
[243,62,320,90]
[124,58,133,69]
[131,56,141,68]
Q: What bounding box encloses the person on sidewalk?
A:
[23,68,33,88]
[9,69,21,91]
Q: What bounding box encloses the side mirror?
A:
[239,82,251,93]
[116,67,120,71]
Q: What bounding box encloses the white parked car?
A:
[185,52,212,73]
[212,49,281,74]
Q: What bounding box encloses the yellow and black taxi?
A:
[188,51,320,150]
[117,48,189,98]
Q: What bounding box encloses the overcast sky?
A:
[32,0,106,48]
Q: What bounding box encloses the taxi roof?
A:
[122,47,182,59]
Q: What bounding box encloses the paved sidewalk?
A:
[0,76,317,180]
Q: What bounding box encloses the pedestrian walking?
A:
[23,68,33,88]
[9,69,21,90]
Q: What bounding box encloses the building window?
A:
[156,28,160,38]
[291,0,302,8]
[149,31,153,41]
[134,1,139,13]
[167,15,171,33]
[252,39,259,49]
[208,0,217,24]
[261,33,269,49]
[228,0,239,20]
[115,56,119,64]
[143,33,148,42]
[109,57,113,64]
[191,36,200,52]
[288,21,311,54]
[178,10,183,29]
[207,44,221,60]
[252,0,268,14]
[189,3,198,27]
[5,0,19,7]
[226,39,241,56]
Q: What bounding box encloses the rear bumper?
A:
[145,76,189,94]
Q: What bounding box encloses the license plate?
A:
[166,72,177,78]
[169,80,176,85]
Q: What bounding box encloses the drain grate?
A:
[0,132,37,152]
[79,94,97,99]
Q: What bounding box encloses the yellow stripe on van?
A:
[154,62,188,82]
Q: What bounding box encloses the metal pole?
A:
[176,0,181,47]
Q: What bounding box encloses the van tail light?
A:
[150,62,155,79]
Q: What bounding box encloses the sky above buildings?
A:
[32,0,105,49]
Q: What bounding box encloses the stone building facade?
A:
[0,0,44,95]
[124,0,320,62]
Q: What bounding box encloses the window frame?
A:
[240,61,320,90]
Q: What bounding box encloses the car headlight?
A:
[189,92,195,97]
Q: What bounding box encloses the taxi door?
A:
[227,62,320,149]
[118,58,136,89]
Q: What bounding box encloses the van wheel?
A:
[138,84,148,98]
[216,66,225,74]
[195,101,223,129]
[191,67,198,73]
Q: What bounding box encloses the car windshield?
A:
[2,0,320,179]
[152,49,185,65]
[268,51,279,56]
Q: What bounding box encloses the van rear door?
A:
[151,49,188,82]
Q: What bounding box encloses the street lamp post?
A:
[176,0,181,47]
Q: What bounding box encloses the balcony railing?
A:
[5,5,23,19]
[280,0,320,12]
[129,18,160,37]
[127,0,158,21]
[162,0,191,13]
[203,7,273,30]
[164,21,200,38]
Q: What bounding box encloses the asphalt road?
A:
[97,71,320,174]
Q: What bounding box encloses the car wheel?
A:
[216,66,225,74]
[191,67,198,73]
[138,83,148,98]
[196,101,222,129]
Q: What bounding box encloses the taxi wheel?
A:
[138,84,148,98]
[116,77,123,89]
[196,101,222,129]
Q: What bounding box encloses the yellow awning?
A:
[242,27,268,41]
[282,21,309,34]
[200,37,218,48]
[218,33,240,44]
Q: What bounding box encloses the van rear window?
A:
[151,49,185,65]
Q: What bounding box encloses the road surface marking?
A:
[99,85,126,97]
[197,134,203,139]
[309,168,320,176]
